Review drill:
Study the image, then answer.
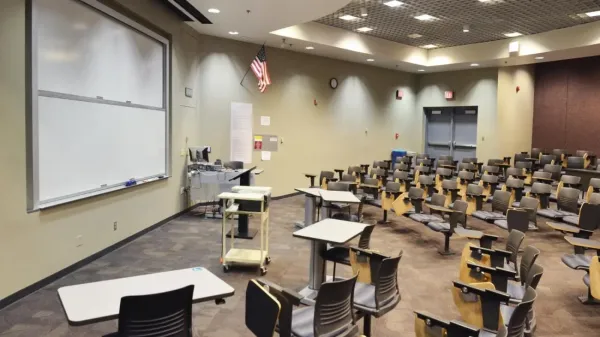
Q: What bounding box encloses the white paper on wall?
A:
[230,102,253,163]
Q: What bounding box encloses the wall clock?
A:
[329,78,338,89]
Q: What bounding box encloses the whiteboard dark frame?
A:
[26,0,171,211]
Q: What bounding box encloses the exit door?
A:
[424,106,478,162]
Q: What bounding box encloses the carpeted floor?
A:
[0,195,599,336]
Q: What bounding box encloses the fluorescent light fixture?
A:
[418,69,425,72]
[408,33,423,38]
[535,56,544,60]
[415,14,437,21]
[366,58,375,62]
[361,7,368,16]
[471,63,480,67]
[421,44,437,49]
[208,8,220,13]
[504,32,522,37]
[463,25,470,32]
[356,27,373,32]
[228,31,239,35]
[339,14,359,21]
[585,10,600,17]
[305,46,314,50]
[384,0,404,7]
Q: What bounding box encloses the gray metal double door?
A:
[424,106,478,162]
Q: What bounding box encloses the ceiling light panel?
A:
[504,32,522,37]
[339,14,359,21]
[315,0,600,48]
[408,33,423,38]
[421,44,437,49]
[414,14,437,21]
[383,0,404,7]
[585,10,600,17]
[356,27,373,32]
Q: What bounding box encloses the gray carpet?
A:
[0,195,599,336]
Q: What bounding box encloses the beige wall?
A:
[497,65,535,157]
[0,0,416,298]
[195,36,417,196]
[416,68,500,162]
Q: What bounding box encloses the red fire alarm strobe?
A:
[396,90,403,100]
[444,91,455,100]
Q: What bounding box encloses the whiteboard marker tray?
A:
[224,249,267,265]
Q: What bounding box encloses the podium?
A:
[227,167,258,239]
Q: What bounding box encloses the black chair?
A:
[472,190,511,222]
[514,153,528,164]
[539,154,556,169]
[352,251,402,337]
[567,156,585,169]
[109,285,194,337]
[414,311,481,337]
[323,224,375,279]
[539,187,580,220]
[547,204,600,251]
[305,171,335,188]
[224,161,244,170]
[291,276,360,337]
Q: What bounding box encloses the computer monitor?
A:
[201,147,210,162]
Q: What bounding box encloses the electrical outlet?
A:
[180,187,185,194]
[113,222,118,231]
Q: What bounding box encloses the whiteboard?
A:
[38,97,166,202]
[30,0,169,208]
[35,0,164,107]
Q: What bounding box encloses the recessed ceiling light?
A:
[418,69,425,72]
[408,33,423,38]
[504,32,522,37]
[360,7,368,17]
[356,27,373,32]
[366,58,375,62]
[228,31,239,35]
[585,10,600,17]
[421,44,437,49]
[208,8,220,14]
[463,25,470,33]
[415,14,437,21]
[471,63,480,67]
[535,56,544,60]
[339,14,359,21]
[306,46,314,50]
[383,0,404,7]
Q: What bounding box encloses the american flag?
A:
[250,46,271,93]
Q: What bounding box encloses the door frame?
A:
[423,106,479,156]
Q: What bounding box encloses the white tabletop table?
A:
[293,219,367,299]
[319,190,361,203]
[58,267,234,325]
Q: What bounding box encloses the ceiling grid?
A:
[315,0,600,49]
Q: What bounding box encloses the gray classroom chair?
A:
[539,154,556,168]
[493,208,531,233]
[539,187,580,220]
[472,190,511,221]
[352,252,402,336]
[291,276,361,337]
[482,165,500,176]
[567,156,585,169]
[323,224,375,279]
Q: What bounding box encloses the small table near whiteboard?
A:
[58,267,234,326]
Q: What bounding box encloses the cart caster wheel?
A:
[260,267,268,276]
[265,257,271,265]
[223,265,230,273]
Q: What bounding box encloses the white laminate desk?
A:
[318,190,361,204]
[58,267,234,325]
[293,218,367,299]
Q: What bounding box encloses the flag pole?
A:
[240,42,266,86]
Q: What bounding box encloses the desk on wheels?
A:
[294,188,322,229]
[58,267,234,326]
[293,219,367,299]
[219,190,271,275]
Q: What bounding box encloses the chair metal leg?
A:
[438,232,455,256]
[332,262,337,280]
[377,210,389,224]
[363,314,372,337]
